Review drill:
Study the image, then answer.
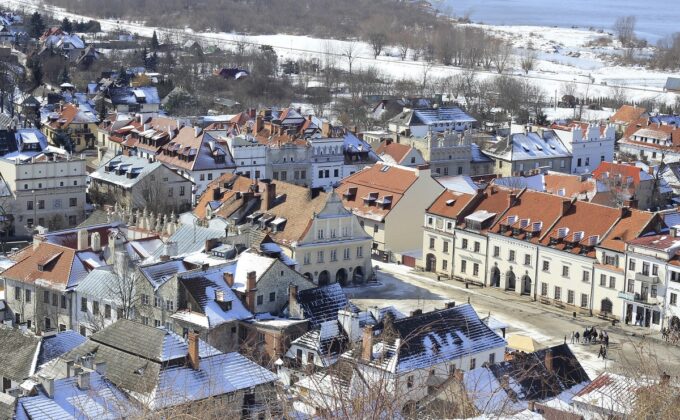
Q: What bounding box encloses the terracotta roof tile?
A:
[611,105,647,125]
[599,210,656,252]
[427,190,475,220]
[2,243,76,287]
[375,141,413,164]
[336,163,419,222]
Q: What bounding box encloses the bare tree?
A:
[342,41,359,76]
[614,15,637,46]
[520,48,537,74]
[367,32,387,59]
[395,32,412,60]
[108,252,141,321]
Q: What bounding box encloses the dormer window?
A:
[363,192,378,205]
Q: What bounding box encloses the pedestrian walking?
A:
[602,346,607,359]
[604,333,609,348]
[599,332,604,343]
[575,331,580,343]
[598,345,605,359]
[571,331,575,344]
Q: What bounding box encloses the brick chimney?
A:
[623,198,638,209]
[544,349,553,373]
[409,309,423,317]
[322,120,331,137]
[262,181,276,211]
[445,301,456,309]
[254,115,263,133]
[361,326,374,362]
[288,284,301,318]
[508,193,517,208]
[561,199,572,216]
[188,331,200,370]
[224,271,234,288]
[246,271,257,311]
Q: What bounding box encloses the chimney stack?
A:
[40,376,55,398]
[263,181,276,211]
[77,229,88,251]
[409,309,423,317]
[77,371,90,390]
[224,272,234,288]
[188,331,200,370]
[623,198,638,209]
[445,301,456,309]
[95,362,107,377]
[561,199,571,216]
[255,114,263,133]
[361,326,374,362]
[544,349,553,373]
[91,232,101,252]
[246,271,257,311]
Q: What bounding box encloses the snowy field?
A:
[6,0,679,111]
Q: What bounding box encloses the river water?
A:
[437,0,676,43]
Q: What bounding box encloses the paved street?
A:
[347,262,680,378]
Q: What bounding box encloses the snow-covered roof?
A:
[36,331,87,367]
[16,371,137,420]
[175,264,253,328]
[436,175,479,194]
[89,155,164,188]
[488,131,571,161]
[230,251,276,293]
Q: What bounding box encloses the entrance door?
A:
[645,308,651,328]
[425,254,437,272]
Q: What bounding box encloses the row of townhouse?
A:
[422,184,678,331]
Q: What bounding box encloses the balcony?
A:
[618,291,658,305]
[635,272,660,283]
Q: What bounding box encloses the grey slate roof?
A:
[36,331,86,367]
[150,224,225,258]
[0,326,41,383]
[75,267,127,302]
[296,283,357,328]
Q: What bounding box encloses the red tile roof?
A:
[490,190,570,241]
[375,141,414,164]
[599,210,657,252]
[592,161,646,186]
[336,163,419,222]
[426,190,476,219]
[610,105,647,125]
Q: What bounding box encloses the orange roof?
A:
[46,104,80,130]
[490,190,569,241]
[336,163,419,222]
[611,105,647,125]
[457,185,514,231]
[540,201,621,256]
[427,190,475,219]
[592,162,644,186]
[375,141,413,164]
[3,243,76,286]
[543,173,596,197]
[194,175,254,219]
[599,209,658,252]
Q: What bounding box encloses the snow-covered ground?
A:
[7,0,679,110]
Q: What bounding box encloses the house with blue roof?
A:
[388,106,477,137]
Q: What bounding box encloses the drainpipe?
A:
[484,234,489,287]
[533,245,539,301]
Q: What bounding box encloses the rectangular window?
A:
[567,290,575,304]
[317,251,324,263]
[627,279,634,293]
[154,296,161,308]
[651,285,657,298]
[27,200,33,210]
[541,282,548,296]
[38,200,45,209]
[15,286,21,300]
[154,319,161,327]
[304,253,310,265]
[61,295,67,309]
[443,241,449,253]
[168,187,173,197]
[554,286,562,301]
[462,239,468,249]
[105,304,111,319]
[429,237,435,249]
[69,198,77,207]
[460,260,467,273]
[652,264,659,276]
[469,358,476,370]
[166,300,174,311]
[671,293,678,306]
[407,375,414,389]
[489,353,495,364]
[257,295,263,305]
[81,297,87,312]
[330,250,337,262]
[52,293,57,307]
[524,254,531,266]
[25,289,31,303]
[474,242,480,252]
[179,186,185,196]
[92,301,99,315]
[44,290,50,303]
[473,263,479,277]
[208,173,213,180]
[442,260,448,270]
[141,316,149,325]
[317,229,324,239]
[629,258,635,271]
[642,262,650,276]
[509,250,515,262]
[600,274,606,286]
[562,265,569,277]
[609,277,616,289]
[269,292,276,302]
[493,246,500,258]
[344,248,350,260]
[582,271,590,283]
[356,247,363,258]
[581,294,589,308]
[653,311,660,325]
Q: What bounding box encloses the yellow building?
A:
[42,103,99,153]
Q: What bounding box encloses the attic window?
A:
[376,195,393,209]
[572,231,584,242]
[531,221,543,232]
[343,187,358,199]
[522,145,530,152]
[446,199,456,207]
[505,215,517,225]
[363,192,379,204]
[557,227,570,238]
[270,217,287,232]
[519,218,530,229]
[586,235,599,246]
[37,252,63,271]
